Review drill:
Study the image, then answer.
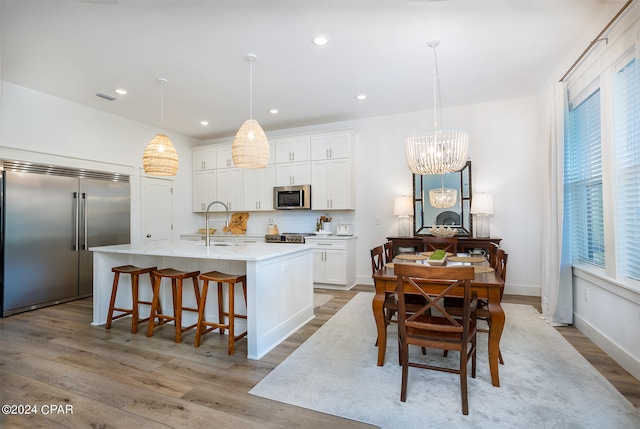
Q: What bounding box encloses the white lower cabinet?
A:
[306,236,356,289]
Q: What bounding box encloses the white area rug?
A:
[251,292,640,429]
[313,293,333,308]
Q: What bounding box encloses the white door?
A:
[141,176,173,243]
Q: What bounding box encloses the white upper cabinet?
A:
[310,131,353,160]
[275,162,311,186]
[192,170,217,212]
[311,158,353,210]
[216,144,234,169]
[192,130,354,212]
[275,136,310,163]
[216,168,243,212]
[192,146,217,171]
[243,166,275,211]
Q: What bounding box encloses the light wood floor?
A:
[0,286,637,429]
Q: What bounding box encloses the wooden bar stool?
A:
[194,271,247,355]
[106,265,158,333]
[146,268,201,343]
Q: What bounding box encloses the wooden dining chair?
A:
[371,244,426,344]
[480,248,508,364]
[448,248,508,364]
[370,245,385,274]
[371,245,396,336]
[383,241,394,265]
[488,242,500,267]
[422,236,459,253]
[395,263,477,414]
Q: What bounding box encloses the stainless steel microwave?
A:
[273,185,311,210]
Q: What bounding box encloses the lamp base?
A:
[475,214,490,238]
[397,216,412,237]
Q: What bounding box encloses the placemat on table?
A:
[448,255,486,263]
[396,254,427,261]
[473,266,495,273]
[420,251,453,257]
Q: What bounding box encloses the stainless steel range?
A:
[265,233,314,243]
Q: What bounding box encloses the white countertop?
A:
[89,241,313,262]
[306,234,358,240]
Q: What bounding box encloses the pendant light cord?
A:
[249,57,253,120]
[158,77,167,130]
[160,80,164,129]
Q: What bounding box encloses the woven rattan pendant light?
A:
[232,54,270,169]
[143,78,179,176]
[405,41,468,176]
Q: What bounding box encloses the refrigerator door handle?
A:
[73,192,79,251]
[82,192,88,250]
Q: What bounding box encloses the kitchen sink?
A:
[196,241,239,246]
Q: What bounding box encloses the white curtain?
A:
[541,82,573,326]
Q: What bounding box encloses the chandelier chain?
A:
[432,43,438,130]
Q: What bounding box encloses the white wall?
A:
[0,81,201,244]
[351,97,542,296]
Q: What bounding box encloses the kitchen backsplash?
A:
[191,211,356,237]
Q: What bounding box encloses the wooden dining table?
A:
[372,255,506,387]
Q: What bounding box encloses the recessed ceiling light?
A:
[269,108,279,114]
[312,34,329,46]
[114,88,128,95]
[200,121,209,126]
[356,94,367,100]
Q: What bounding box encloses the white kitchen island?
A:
[90,241,314,360]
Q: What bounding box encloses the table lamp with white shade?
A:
[470,193,494,238]
[394,196,414,236]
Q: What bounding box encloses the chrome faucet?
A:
[205,201,229,247]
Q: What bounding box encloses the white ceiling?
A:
[1,0,621,141]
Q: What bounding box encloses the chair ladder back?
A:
[422,237,459,253]
[394,262,478,413]
[383,241,394,264]
[395,264,475,330]
[370,246,385,275]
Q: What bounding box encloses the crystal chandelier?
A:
[405,41,468,176]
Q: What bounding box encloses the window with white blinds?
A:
[614,57,640,281]
[565,89,605,267]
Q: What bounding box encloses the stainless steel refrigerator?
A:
[0,161,131,317]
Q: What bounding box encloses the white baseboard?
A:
[574,313,640,381]
[505,284,540,297]
[357,275,374,286]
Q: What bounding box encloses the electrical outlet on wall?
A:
[584,286,589,302]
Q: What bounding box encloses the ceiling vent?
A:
[96,92,118,101]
